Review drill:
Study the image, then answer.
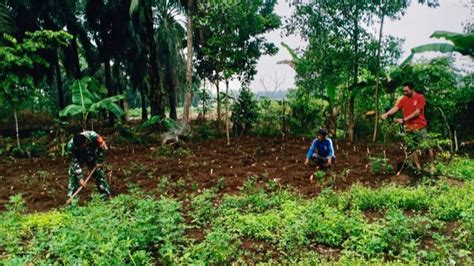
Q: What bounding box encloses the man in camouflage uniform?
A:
[66,131,111,198]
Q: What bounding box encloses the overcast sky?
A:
[240,0,473,93]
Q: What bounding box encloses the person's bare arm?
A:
[403,109,421,122]
[381,106,399,120]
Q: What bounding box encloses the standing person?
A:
[381,82,433,170]
[66,131,111,199]
[304,129,336,168]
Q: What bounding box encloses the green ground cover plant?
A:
[1,160,473,264]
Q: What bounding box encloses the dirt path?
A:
[0,136,406,213]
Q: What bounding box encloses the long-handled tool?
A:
[64,166,99,206]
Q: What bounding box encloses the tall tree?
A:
[85,0,132,125]
[371,0,439,142]
[287,0,437,142]
[195,0,280,133]
[155,0,185,120]
[286,1,372,141]
[182,0,195,126]
[0,31,71,146]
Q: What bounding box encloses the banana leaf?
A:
[59,104,84,117]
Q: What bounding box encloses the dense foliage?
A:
[1,158,473,264]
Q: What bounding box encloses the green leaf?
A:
[327,82,336,103]
[71,79,94,107]
[59,104,84,117]
[401,43,455,65]
[100,100,125,117]
[281,42,299,62]
[411,43,455,54]
[129,0,139,15]
[431,31,474,52]
[89,95,125,117]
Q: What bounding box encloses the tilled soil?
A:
[0,136,408,213]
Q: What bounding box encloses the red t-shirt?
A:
[396,92,427,131]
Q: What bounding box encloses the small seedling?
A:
[216,177,226,190]
[157,176,170,193]
[368,156,394,175]
[243,176,258,193]
[314,170,325,183]
[266,179,279,191]
[122,169,132,179]
[191,182,199,192]
[175,178,187,191]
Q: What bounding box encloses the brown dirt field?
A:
[0,136,408,213]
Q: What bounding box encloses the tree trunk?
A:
[62,36,81,79]
[326,106,338,137]
[349,13,360,143]
[112,62,125,109]
[348,96,355,142]
[113,61,128,122]
[104,57,114,126]
[216,81,221,129]
[54,47,65,110]
[14,107,20,148]
[183,0,194,126]
[167,53,178,120]
[140,85,148,122]
[66,20,99,75]
[146,5,164,118]
[438,106,454,153]
[373,2,386,142]
[168,76,178,120]
[69,36,81,78]
[202,79,207,120]
[225,80,230,145]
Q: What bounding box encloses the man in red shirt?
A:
[381,82,433,170]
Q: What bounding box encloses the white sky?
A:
[236,0,473,94]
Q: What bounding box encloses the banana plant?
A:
[60,77,125,129]
[277,42,299,70]
[401,31,474,65]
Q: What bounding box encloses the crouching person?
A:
[67,131,111,199]
[304,129,336,169]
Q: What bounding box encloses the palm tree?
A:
[155,0,186,120]
[130,0,187,121]
[84,0,133,125]
[130,0,165,117]
[0,2,14,33]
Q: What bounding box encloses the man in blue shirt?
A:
[304,129,335,168]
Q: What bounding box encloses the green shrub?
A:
[191,121,220,140]
[113,125,143,144]
[253,98,284,137]
[286,89,327,136]
[190,188,218,226]
[231,88,260,136]
[368,156,394,175]
[349,183,431,211]
[430,180,474,221]
[182,230,240,264]
[343,209,431,261]
[0,193,186,265]
[435,156,474,181]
